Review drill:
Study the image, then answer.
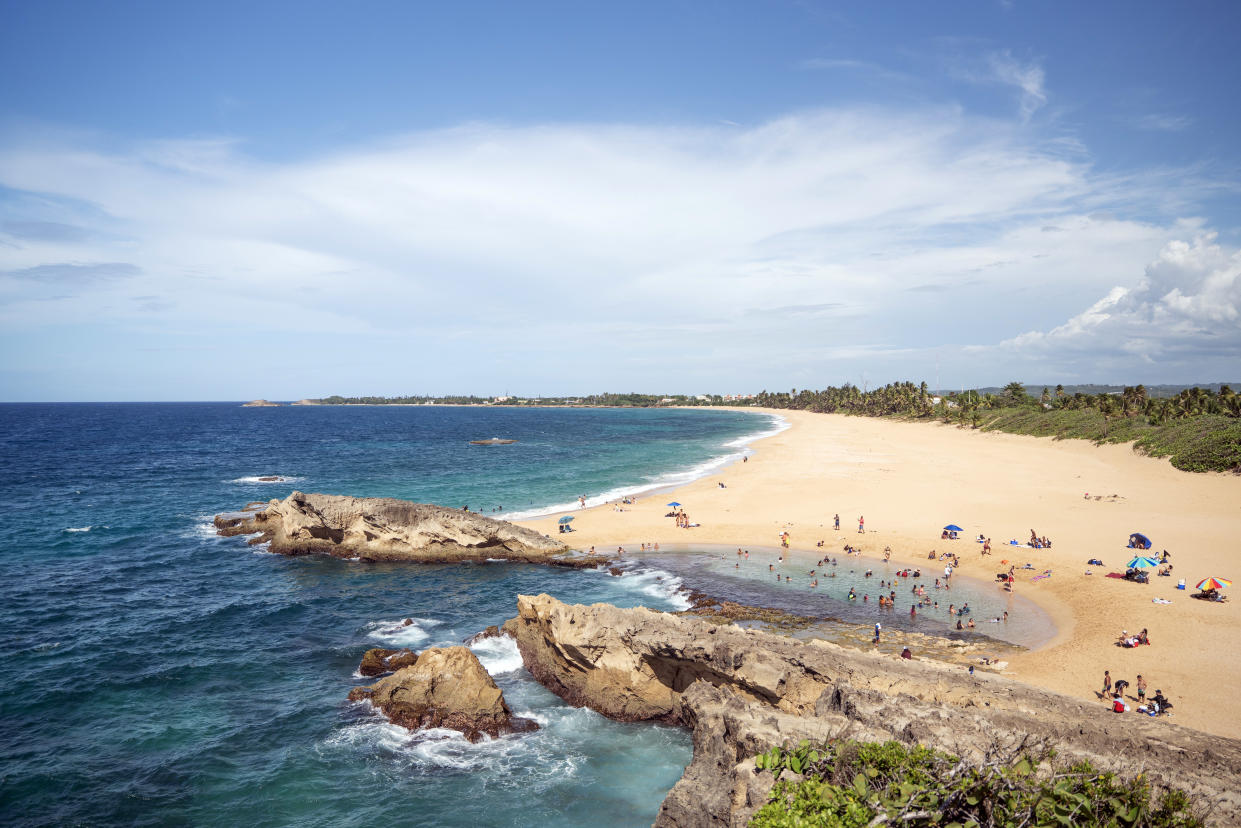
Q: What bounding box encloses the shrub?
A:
[749,739,1204,827]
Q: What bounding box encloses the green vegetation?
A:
[311,381,1241,472]
[749,739,1203,828]
[742,382,1241,473]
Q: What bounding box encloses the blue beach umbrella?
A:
[1126,556,1159,569]
[667,502,682,508]
[943,524,963,532]
[558,516,574,524]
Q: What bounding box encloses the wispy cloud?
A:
[985,50,1047,120]
[3,261,139,283]
[800,58,871,71]
[0,107,1230,393]
[1136,113,1193,132]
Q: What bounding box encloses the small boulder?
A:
[348,646,537,741]
[358,647,419,677]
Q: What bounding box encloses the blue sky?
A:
[1,0,1239,400]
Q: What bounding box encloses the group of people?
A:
[1102,670,1170,716]
[1029,529,1053,549]
[1117,628,1150,648]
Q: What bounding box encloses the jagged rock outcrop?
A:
[358,647,419,677]
[215,491,589,565]
[348,646,537,742]
[510,594,1241,827]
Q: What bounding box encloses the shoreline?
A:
[516,407,1241,739]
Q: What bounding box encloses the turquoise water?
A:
[0,403,780,827]
[639,545,1055,649]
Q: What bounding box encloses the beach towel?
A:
[1104,572,1126,580]
[1152,598,1173,604]
[1030,571,1052,582]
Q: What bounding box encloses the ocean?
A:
[0,402,1050,826]
[0,403,778,827]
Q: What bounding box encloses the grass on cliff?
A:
[749,739,1204,828]
[969,410,1241,473]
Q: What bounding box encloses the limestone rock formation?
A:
[510,594,1241,827]
[358,647,419,677]
[242,399,280,407]
[291,399,320,405]
[348,646,537,742]
[215,491,587,565]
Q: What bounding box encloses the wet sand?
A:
[518,408,1241,738]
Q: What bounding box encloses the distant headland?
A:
[275,380,1241,471]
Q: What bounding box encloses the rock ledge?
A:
[215,491,588,565]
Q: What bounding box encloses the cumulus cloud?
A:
[996,234,1241,366]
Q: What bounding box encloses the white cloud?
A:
[0,107,1229,396]
[1136,113,1193,132]
[986,50,1047,120]
[994,233,1241,370]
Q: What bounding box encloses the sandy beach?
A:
[519,408,1241,739]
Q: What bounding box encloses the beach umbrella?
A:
[1195,577,1232,591]
[1126,556,1160,569]
[943,524,963,532]
[667,502,681,508]
[558,516,574,524]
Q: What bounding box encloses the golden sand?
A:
[518,408,1241,739]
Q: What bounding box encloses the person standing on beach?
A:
[1102,670,1112,699]
[1137,674,1147,702]
[834,514,840,530]
[858,516,865,533]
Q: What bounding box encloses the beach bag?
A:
[1112,699,1125,713]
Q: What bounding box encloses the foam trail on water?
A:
[366,617,441,647]
[229,475,304,484]
[64,526,92,533]
[504,413,788,520]
[613,565,691,611]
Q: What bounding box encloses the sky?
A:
[1,0,1239,401]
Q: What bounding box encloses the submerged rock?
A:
[509,594,1241,827]
[463,625,505,646]
[348,646,537,742]
[214,491,587,566]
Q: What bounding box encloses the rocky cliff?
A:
[510,594,1241,827]
[348,646,536,742]
[215,491,587,565]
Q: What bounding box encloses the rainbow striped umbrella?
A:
[1195,577,1232,591]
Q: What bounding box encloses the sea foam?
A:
[469,635,524,675]
[229,475,304,484]
[365,617,441,647]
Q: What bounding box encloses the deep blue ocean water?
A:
[0,403,781,828]
[0,403,1051,827]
